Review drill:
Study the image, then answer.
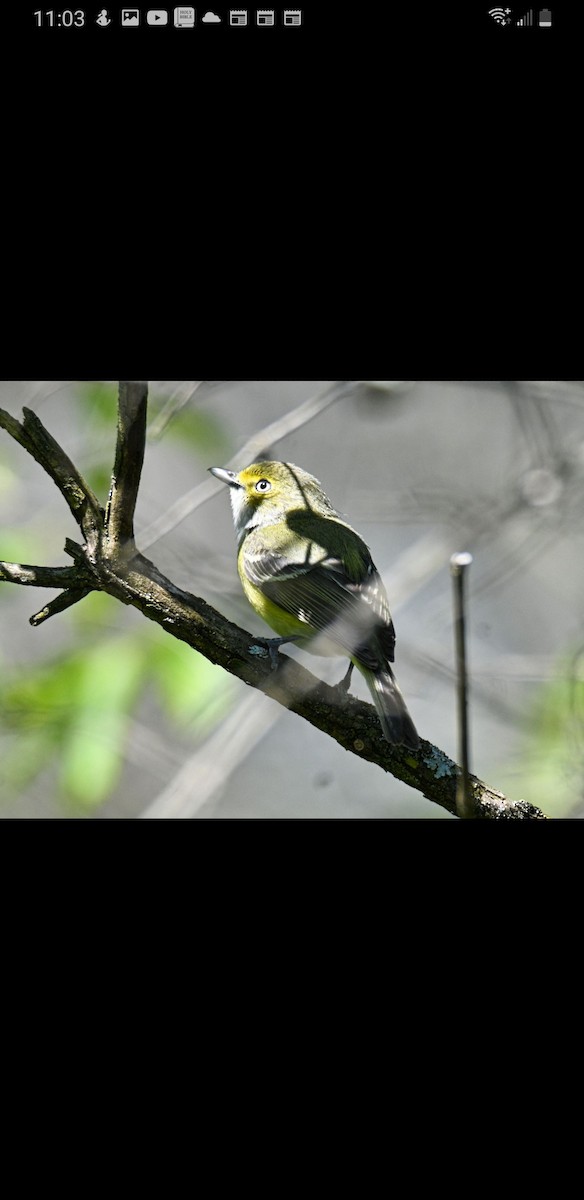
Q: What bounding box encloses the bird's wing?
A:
[243,514,396,666]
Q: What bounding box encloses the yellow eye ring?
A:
[255,479,272,493]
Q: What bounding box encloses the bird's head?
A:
[209,461,337,540]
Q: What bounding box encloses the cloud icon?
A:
[202,10,221,19]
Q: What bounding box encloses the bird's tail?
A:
[356,661,420,750]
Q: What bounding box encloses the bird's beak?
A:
[208,467,241,488]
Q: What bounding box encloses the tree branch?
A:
[104,381,148,548]
[0,386,548,819]
[0,562,91,589]
[0,406,103,551]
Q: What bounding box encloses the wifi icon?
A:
[488,7,509,22]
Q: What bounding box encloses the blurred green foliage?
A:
[0,531,50,569]
[0,594,236,813]
[158,403,228,460]
[504,654,584,817]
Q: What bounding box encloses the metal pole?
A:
[450,552,473,818]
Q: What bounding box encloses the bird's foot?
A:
[334,661,354,696]
[249,635,301,670]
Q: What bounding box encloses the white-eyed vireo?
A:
[209,461,419,749]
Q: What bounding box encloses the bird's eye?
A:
[255,479,272,493]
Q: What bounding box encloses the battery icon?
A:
[538,8,552,24]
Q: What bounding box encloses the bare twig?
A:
[0,562,90,589]
[104,381,148,548]
[29,587,93,627]
[0,386,548,819]
[0,406,103,550]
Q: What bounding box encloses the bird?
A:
[209,460,419,750]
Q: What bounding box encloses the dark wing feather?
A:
[243,516,396,667]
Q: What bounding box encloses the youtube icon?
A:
[147,10,168,23]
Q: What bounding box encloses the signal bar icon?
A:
[517,8,533,22]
